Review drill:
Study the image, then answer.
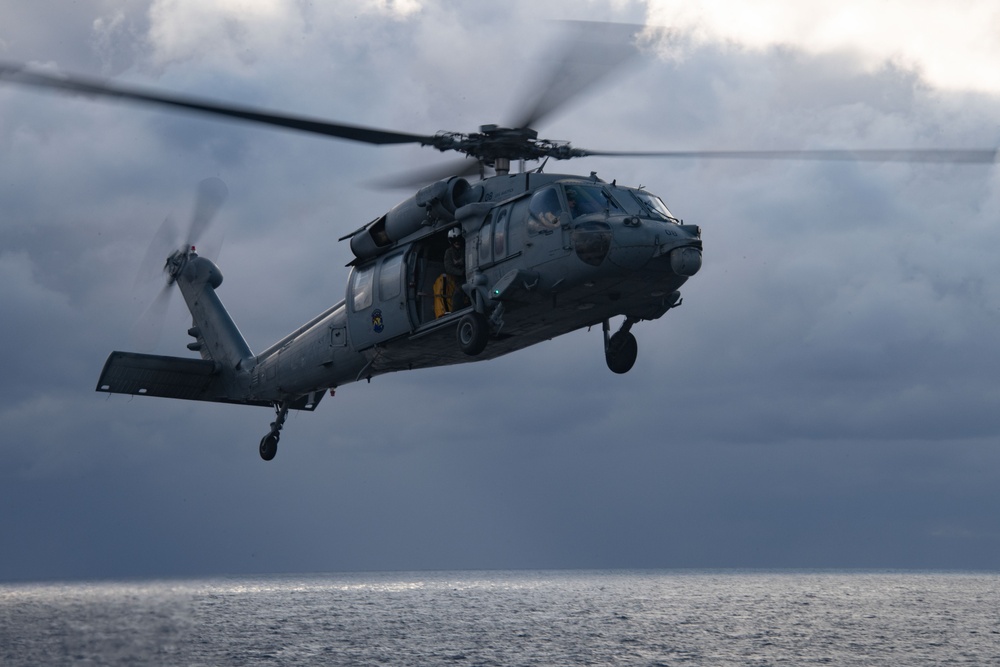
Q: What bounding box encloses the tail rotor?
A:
[131,177,229,350]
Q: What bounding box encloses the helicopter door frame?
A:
[346,250,411,351]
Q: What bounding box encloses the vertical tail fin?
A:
[174,252,253,368]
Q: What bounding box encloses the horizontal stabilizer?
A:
[95,351,321,410]
[96,351,236,402]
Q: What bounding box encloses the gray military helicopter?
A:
[2,26,994,460]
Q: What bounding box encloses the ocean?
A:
[1,570,997,665]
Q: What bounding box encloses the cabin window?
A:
[379,252,403,300]
[527,187,561,234]
[478,215,492,264]
[352,265,374,311]
[493,210,508,259]
[564,184,624,219]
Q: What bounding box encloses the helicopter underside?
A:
[363,262,690,375]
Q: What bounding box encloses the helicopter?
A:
[2,26,995,461]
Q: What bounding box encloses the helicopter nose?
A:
[667,245,702,276]
[603,218,702,275]
[605,222,657,269]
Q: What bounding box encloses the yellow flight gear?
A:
[433,273,456,318]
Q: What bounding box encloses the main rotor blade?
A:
[576,148,999,164]
[508,21,642,131]
[0,62,437,147]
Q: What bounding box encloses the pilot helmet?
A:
[448,227,462,240]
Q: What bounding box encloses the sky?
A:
[2,0,1000,581]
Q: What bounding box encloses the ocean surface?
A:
[1,570,997,665]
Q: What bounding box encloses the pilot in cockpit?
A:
[565,185,603,219]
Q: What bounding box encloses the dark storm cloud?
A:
[1,0,999,580]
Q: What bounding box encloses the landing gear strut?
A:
[259,402,288,461]
[604,318,638,374]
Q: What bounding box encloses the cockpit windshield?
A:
[563,184,624,219]
[631,190,677,222]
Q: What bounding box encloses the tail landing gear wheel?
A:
[606,330,638,374]
[259,433,278,461]
[259,402,288,461]
[457,312,489,356]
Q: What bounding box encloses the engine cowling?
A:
[350,177,478,260]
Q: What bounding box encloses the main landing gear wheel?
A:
[605,330,638,374]
[259,433,278,461]
[457,312,489,356]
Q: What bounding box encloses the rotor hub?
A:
[430,125,578,167]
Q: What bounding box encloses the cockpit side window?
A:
[564,184,622,219]
[527,187,562,234]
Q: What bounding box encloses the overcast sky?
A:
[2,0,1000,581]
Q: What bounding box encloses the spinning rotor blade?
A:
[131,281,174,352]
[0,62,437,147]
[5,46,995,188]
[187,176,228,248]
[130,178,230,350]
[576,148,999,163]
[370,20,644,190]
[136,177,229,283]
[507,21,642,131]
[136,214,180,287]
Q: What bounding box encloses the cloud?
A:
[644,0,1000,93]
[2,0,1000,579]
